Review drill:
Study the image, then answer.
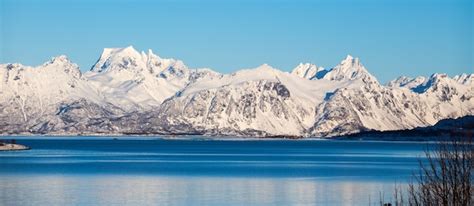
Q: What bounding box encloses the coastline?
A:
[0,143,30,151]
[0,115,471,142]
[0,135,443,143]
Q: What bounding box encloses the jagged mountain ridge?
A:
[290,55,377,83]
[0,46,472,137]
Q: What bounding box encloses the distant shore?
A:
[0,115,472,142]
[0,143,30,151]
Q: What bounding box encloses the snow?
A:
[0,47,472,137]
[320,55,377,83]
[453,73,474,85]
[84,46,211,110]
[0,56,105,123]
[291,63,324,79]
[387,76,426,89]
[181,63,364,106]
[291,55,378,85]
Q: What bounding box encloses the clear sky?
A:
[1,0,472,83]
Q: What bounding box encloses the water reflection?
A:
[0,174,402,206]
[0,139,425,205]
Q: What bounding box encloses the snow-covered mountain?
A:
[154,64,361,136]
[85,46,221,110]
[291,63,325,79]
[0,47,472,137]
[453,73,473,85]
[291,55,377,83]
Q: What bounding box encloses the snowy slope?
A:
[291,63,325,79]
[85,46,221,110]
[311,73,474,137]
[0,56,116,134]
[0,47,472,137]
[291,55,377,83]
[387,76,427,89]
[155,64,365,136]
[453,73,474,85]
[320,55,378,83]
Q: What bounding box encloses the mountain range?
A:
[1,46,473,138]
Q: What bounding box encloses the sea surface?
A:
[0,136,435,206]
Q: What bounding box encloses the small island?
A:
[0,140,30,151]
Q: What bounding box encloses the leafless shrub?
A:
[379,135,473,206]
[407,136,473,206]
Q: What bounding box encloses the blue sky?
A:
[1,0,472,83]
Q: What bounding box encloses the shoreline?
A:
[0,135,445,143]
[2,115,470,141]
[0,143,30,151]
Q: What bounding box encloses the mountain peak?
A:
[100,46,140,59]
[46,55,71,65]
[430,73,448,80]
[387,75,427,89]
[258,63,272,68]
[90,46,191,75]
[230,64,282,79]
[341,54,360,67]
[147,49,155,57]
[39,55,82,78]
[91,46,145,72]
[454,73,474,85]
[409,73,453,94]
[320,55,377,83]
[252,64,278,73]
[291,63,325,79]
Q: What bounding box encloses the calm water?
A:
[0,137,433,206]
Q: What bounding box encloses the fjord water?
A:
[0,137,431,205]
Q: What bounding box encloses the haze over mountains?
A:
[0,46,472,137]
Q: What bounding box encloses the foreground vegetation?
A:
[379,135,473,206]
